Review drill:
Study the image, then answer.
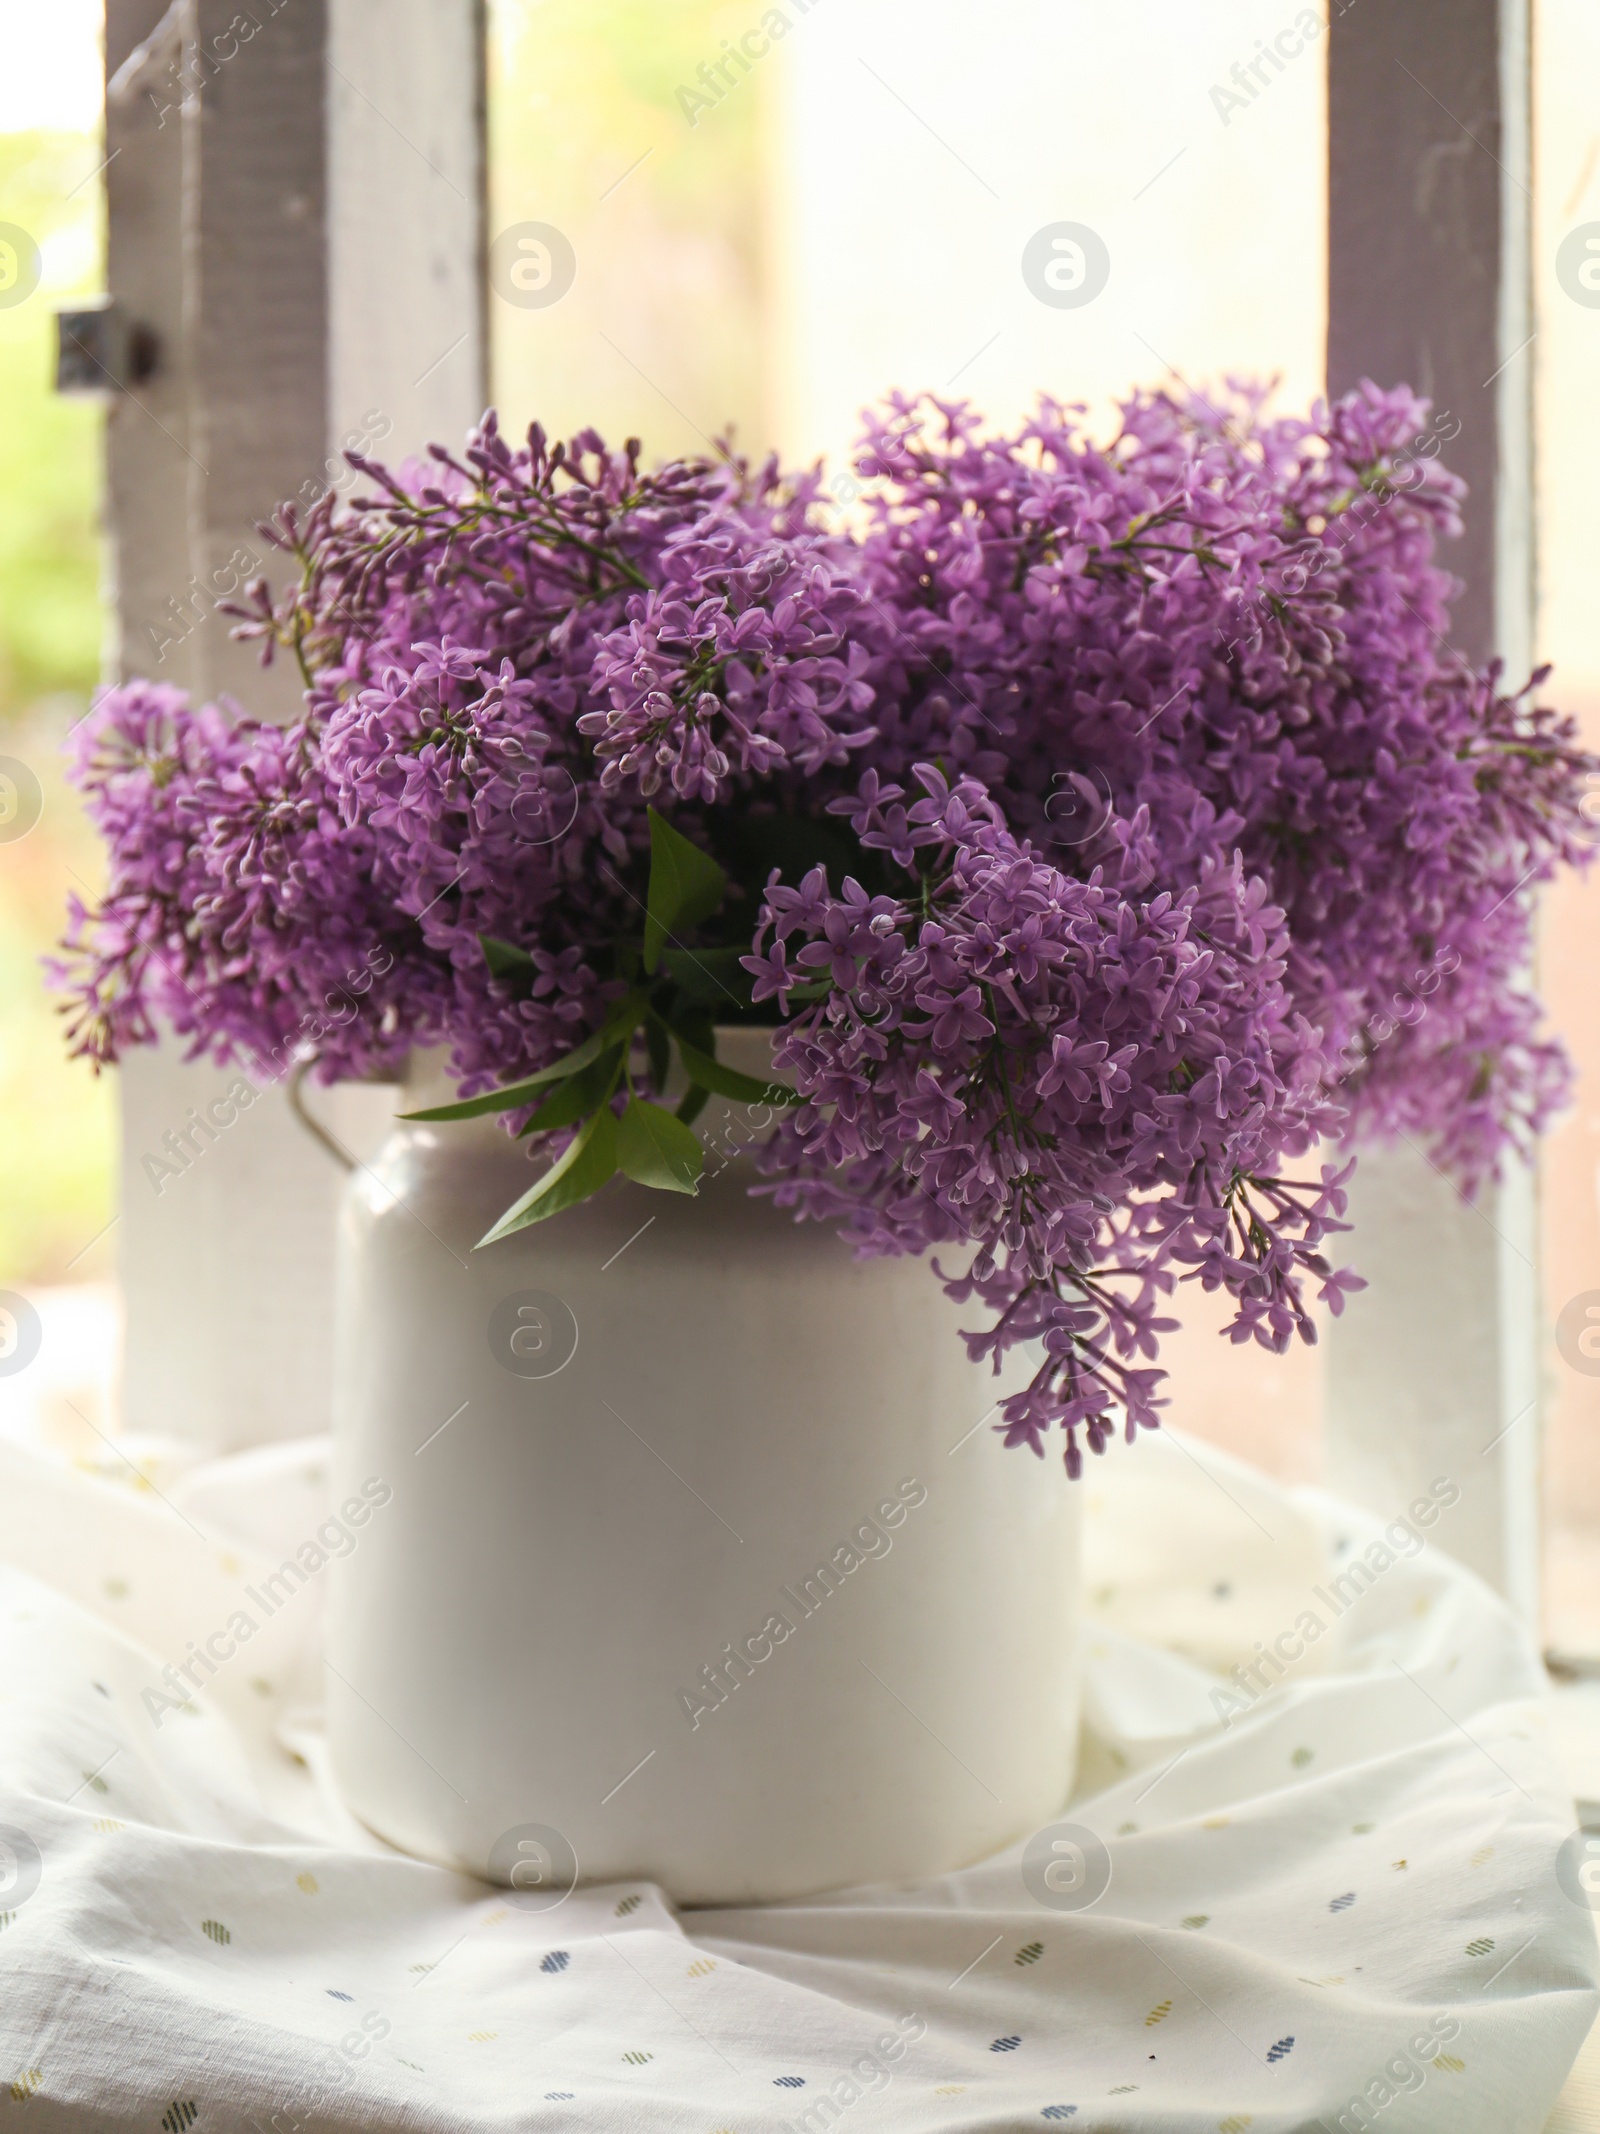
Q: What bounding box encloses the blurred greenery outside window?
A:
[0,128,113,1288]
[489,0,769,467]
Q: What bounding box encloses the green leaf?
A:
[644,1014,671,1095]
[479,933,535,980]
[643,808,725,974]
[675,1035,800,1106]
[660,946,750,981]
[675,1083,710,1127]
[662,1002,716,1056]
[516,1048,623,1136]
[403,993,647,1120]
[660,943,755,1009]
[617,1099,704,1195]
[476,1106,620,1246]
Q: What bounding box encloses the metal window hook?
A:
[55,301,159,396]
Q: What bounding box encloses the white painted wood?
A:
[104,0,193,695]
[1323,1145,1539,1619]
[1324,0,1540,1619]
[104,0,485,1448]
[327,0,486,453]
[117,1054,397,1449]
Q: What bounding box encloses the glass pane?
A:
[489,0,768,460]
[1536,0,1600,1663]
[769,2,1326,475]
[0,0,118,1457]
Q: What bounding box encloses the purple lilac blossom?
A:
[57,385,1593,1475]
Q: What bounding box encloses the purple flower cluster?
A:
[58,384,1594,1474]
[841,386,1590,1186]
[746,764,1355,1472]
[57,678,430,1081]
[582,517,877,799]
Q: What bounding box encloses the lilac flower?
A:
[744,766,1350,1475]
[57,384,1595,1476]
[582,515,876,799]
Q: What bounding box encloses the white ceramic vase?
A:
[327,1045,1081,1905]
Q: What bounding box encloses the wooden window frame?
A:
[99,1,1549,1626]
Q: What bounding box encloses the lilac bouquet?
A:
[60,383,1592,1476]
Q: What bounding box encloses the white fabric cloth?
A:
[0,1425,1593,2131]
